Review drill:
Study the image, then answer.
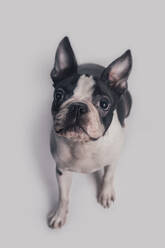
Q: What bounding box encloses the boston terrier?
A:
[48,37,132,228]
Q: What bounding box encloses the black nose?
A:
[69,102,88,122]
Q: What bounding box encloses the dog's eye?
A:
[55,90,64,101]
[100,98,110,110]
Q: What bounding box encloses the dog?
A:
[48,37,132,228]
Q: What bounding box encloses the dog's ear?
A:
[51,37,78,84]
[101,50,132,94]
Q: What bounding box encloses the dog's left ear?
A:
[51,36,78,84]
[101,50,132,94]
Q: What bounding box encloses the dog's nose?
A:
[69,102,88,121]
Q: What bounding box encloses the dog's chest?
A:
[51,112,124,173]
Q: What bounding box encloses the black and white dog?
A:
[48,37,132,228]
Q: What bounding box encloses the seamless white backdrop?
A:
[0,0,165,247]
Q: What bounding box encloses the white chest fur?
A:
[51,111,125,173]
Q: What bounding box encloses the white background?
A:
[0,0,165,247]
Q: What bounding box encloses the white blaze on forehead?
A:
[73,75,95,100]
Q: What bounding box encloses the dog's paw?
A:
[47,208,68,229]
[98,187,115,208]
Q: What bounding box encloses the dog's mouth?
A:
[55,125,99,141]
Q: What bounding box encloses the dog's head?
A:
[51,37,132,142]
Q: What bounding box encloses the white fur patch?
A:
[52,111,125,173]
[73,75,95,100]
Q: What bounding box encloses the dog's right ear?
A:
[51,37,78,85]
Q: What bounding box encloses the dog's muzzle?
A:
[54,101,102,142]
[56,102,88,134]
[67,102,88,125]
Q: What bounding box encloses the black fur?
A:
[51,74,80,116]
[51,37,77,84]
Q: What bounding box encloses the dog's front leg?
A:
[48,168,72,229]
[98,165,115,208]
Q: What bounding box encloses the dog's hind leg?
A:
[48,169,72,229]
[98,165,116,208]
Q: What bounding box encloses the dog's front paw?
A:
[98,186,115,208]
[47,207,68,229]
